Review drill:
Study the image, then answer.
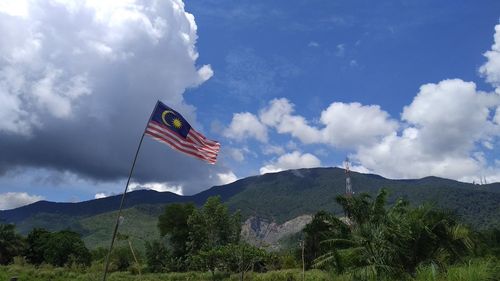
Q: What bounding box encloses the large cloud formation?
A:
[0,0,232,195]
[226,24,500,182]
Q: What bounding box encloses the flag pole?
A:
[102,102,158,281]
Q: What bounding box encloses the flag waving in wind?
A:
[145,101,220,164]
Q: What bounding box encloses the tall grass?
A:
[415,259,499,281]
[0,259,497,281]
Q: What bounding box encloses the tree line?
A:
[0,197,271,280]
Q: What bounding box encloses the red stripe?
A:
[187,134,220,151]
[148,135,216,164]
[147,123,219,157]
[147,133,216,164]
[190,128,219,146]
[186,134,219,153]
[191,128,219,147]
[148,121,219,153]
[145,130,216,163]
[147,127,218,159]
[146,126,217,159]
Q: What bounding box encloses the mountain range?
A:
[1,167,499,249]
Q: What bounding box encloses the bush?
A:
[108,246,135,272]
[145,239,172,273]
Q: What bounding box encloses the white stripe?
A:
[190,128,220,147]
[147,123,219,157]
[186,134,219,153]
[146,133,216,163]
[145,130,217,162]
[146,125,218,158]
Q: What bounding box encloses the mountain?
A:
[1,167,499,249]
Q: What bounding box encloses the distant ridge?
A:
[0,173,256,223]
[1,167,499,237]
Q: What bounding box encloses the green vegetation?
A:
[0,192,499,280]
[80,204,163,250]
[0,262,497,281]
[310,189,477,279]
[0,224,24,264]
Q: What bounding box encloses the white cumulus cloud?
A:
[260,151,321,174]
[129,182,184,195]
[355,79,500,181]
[320,102,398,148]
[259,98,397,148]
[0,192,44,210]
[0,0,213,136]
[402,79,499,154]
[224,112,268,142]
[217,171,238,185]
[94,193,107,199]
[480,24,500,92]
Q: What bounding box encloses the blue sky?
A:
[0,0,500,209]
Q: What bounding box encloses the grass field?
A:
[0,258,498,281]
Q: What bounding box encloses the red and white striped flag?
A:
[144,101,220,164]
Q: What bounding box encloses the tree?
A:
[221,243,267,281]
[187,196,241,254]
[190,246,226,280]
[302,211,349,270]
[42,230,91,267]
[24,228,50,265]
[314,189,474,280]
[157,202,195,270]
[0,224,24,265]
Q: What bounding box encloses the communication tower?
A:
[344,157,353,197]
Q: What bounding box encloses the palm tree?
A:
[314,189,473,280]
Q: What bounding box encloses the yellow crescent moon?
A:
[161,110,176,126]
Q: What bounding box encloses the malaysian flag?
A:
[145,101,220,164]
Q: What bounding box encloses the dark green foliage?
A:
[24,228,50,265]
[145,239,171,273]
[221,243,267,280]
[41,230,91,267]
[189,246,226,277]
[157,203,195,263]
[187,196,241,254]
[314,189,475,280]
[0,225,91,267]
[108,246,135,272]
[303,211,350,270]
[189,243,267,280]
[225,169,500,229]
[90,246,108,261]
[0,224,24,265]
[473,228,500,257]
[146,196,243,273]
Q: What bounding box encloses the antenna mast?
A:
[344,157,353,197]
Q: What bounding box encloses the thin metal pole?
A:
[102,102,158,281]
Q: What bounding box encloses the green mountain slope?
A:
[224,168,500,228]
[80,204,163,250]
[2,167,499,249]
